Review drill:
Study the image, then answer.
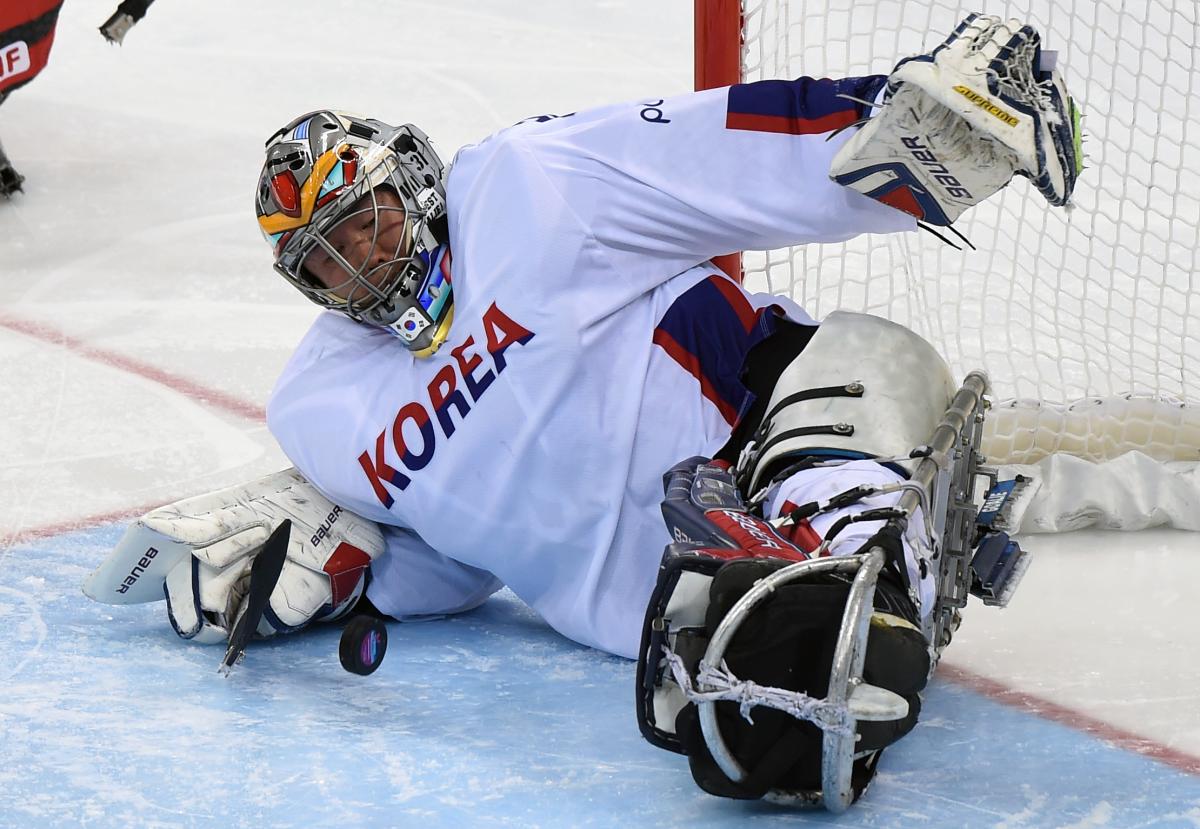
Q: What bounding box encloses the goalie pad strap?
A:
[751,423,857,468]
[739,312,956,494]
[759,384,865,429]
[162,557,227,644]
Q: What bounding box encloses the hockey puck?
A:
[339,614,388,676]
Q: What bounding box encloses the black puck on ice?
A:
[339,614,388,676]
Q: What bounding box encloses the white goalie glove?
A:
[831,13,1083,226]
[83,468,385,644]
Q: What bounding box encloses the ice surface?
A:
[4,525,1200,828]
[1,1,1198,826]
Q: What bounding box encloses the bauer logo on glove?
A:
[113,545,163,596]
[830,14,1083,226]
[83,468,385,644]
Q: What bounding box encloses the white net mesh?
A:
[735,0,1200,463]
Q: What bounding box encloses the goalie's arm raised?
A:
[451,74,915,301]
[466,13,1079,309]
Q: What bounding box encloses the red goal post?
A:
[695,0,743,281]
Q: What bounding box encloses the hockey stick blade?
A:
[218,519,290,677]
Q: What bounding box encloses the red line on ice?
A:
[0,314,267,422]
[9,501,170,543]
[7,316,1200,778]
[939,662,1200,776]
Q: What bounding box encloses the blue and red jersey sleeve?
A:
[725,75,887,136]
[492,74,914,307]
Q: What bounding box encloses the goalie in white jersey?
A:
[88,14,1079,810]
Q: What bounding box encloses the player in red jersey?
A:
[0,0,65,195]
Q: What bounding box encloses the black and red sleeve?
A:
[0,1,65,97]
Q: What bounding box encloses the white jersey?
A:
[267,76,914,658]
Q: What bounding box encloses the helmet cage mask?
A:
[259,113,450,353]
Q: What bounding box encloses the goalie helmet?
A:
[255,110,452,355]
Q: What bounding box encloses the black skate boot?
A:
[0,139,23,197]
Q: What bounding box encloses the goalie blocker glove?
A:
[83,468,386,643]
[830,13,1083,226]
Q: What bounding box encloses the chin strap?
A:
[410,244,454,358]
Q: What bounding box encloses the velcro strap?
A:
[755,424,855,463]
[759,383,864,434]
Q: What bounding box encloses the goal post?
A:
[694,0,1200,466]
[694,0,743,281]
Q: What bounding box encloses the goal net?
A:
[696,0,1200,465]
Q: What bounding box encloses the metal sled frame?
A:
[693,371,991,813]
[920,370,991,654]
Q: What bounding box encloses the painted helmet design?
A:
[256,111,452,354]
